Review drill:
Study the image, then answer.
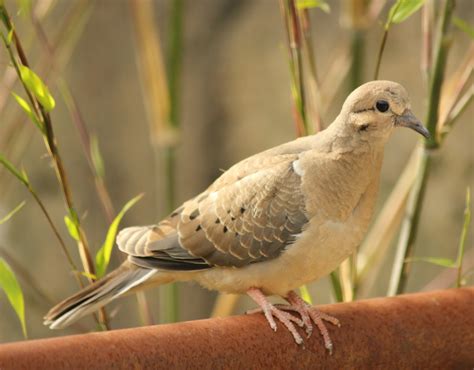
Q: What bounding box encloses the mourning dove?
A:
[44,80,429,352]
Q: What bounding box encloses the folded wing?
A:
[117,154,309,270]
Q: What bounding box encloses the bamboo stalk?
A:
[129,0,183,324]
[211,294,240,318]
[387,0,456,296]
[356,147,420,298]
[425,0,456,148]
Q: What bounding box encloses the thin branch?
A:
[279,0,307,136]
[373,29,388,80]
[425,0,456,148]
[387,0,456,296]
[387,150,431,295]
[299,8,322,132]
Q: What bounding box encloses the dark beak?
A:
[396,109,430,139]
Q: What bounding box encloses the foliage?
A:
[386,0,425,28]
[18,66,55,112]
[95,194,144,278]
[453,16,474,39]
[0,201,25,225]
[0,258,27,338]
[296,0,329,13]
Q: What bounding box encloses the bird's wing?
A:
[117,153,309,270]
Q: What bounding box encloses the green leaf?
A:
[406,256,457,268]
[0,154,29,186]
[296,0,330,13]
[12,92,45,133]
[18,65,55,112]
[0,201,25,225]
[72,270,97,280]
[387,0,425,27]
[453,17,474,39]
[64,215,80,241]
[95,194,144,278]
[90,135,105,179]
[0,258,27,338]
[299,285,313,304]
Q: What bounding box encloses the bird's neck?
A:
[319,117,386,156]
[303,124,385,221]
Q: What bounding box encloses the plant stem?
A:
[0,3,108,328]
[279,0,308,136]
[330,271,343,302]
[374,0,403,80]
[2,5,96,278]
[30,189,81,279]
[425,0,456,149]
[31,8,116,223]
[456,188,470,287]
[299,8,320,133]
[211,293,240,318]
[421,1,434,80]
[350,30,364,89]
[0,2,93,196]
[160,147,178,323]
[167,0,183,130]
[373,29,388,80]
[160,0,183,324]
[387,149,431,295]
[345,26,366,298]
[57,79,116,223]
[387,0,456,296]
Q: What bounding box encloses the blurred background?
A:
[0,0,472,342]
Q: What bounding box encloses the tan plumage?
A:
[44,81,428,348]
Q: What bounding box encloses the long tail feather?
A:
[44,262,156,329]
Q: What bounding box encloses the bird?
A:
[44,80,429,353]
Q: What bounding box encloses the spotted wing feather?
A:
[117,155,309,270]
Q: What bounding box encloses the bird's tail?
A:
[44,262,161,329]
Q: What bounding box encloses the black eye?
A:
[376,100,389,112]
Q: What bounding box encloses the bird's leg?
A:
[246,288,305,344]
[280,290,340,354]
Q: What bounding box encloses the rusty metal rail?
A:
[0,288,473,369]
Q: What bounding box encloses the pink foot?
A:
[279,291,340,354]
[246,288,305,344]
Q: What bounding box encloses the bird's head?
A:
[338,80,429,146]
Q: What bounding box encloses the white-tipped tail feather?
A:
[44,262,156,329]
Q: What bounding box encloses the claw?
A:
[285,290,340,354]
[246,288,340,351]
[247,288,304,344]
